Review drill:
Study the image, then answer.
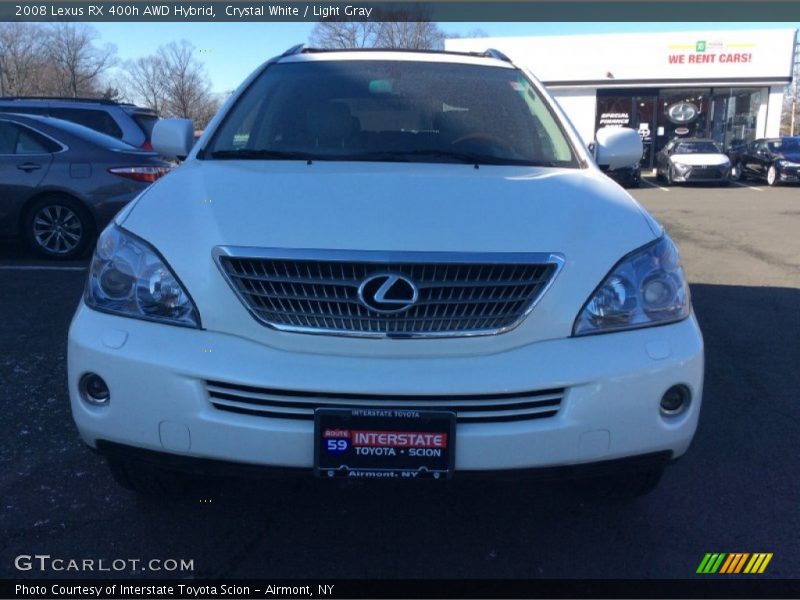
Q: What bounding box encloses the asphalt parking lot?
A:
[1,180,798,581]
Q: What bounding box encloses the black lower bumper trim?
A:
[95,440,674,481]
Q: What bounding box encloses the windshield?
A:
[768,138,800,153]
[206,60,578,167]
[674,141,721,154]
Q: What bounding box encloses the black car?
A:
[0,113,170,259]
[604,165,641,188]
[729,137,800,186]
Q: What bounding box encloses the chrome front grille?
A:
[687,166,726,180]
[214,248,562,338]
[206,380,564,424]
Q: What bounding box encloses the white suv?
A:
[68,47,704,498]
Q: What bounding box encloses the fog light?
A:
[79,373,110,405]
[660,384,690,416]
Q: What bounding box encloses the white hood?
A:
[670,153,730,166]
[120,160,661,355]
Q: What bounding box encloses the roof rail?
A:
[0,96,126,105]
[277,46,516,63]
[483,48,512,63]
[281,44,308,57]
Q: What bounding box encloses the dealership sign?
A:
[667,39,754,66]
[598,112,630,126]
[667,102,699,124]
[446,29,796,84]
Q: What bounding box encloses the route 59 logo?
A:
[323,428,350,454]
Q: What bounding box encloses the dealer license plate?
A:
[314,408,456,480]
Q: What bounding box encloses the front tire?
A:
[767,165,780,186]
[574,467,665,501]
[665,166,675,186]
[24,195,94,259]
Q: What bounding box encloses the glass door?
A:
[596,91,658,169]
[632,95,658,169]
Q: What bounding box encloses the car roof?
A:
[672,138,717,143]
[276,46,516,69]
[0,96,154,113]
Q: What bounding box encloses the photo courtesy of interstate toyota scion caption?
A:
[68,45,704,499]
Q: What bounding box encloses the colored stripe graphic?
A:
[719,554,736,574]
[744,553,773,574]
[720,553,750,573]
[696,554,713,573]
[697,553,727,574]
[700,552,774,575]
[733,553,750,573]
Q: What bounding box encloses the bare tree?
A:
[0,23,49,95]
[310,20,381,49]
[780,36,800,136]
[123,55,168,114]
[445,29,490,40]
[45,23,116,97]
[158,40,219,127]
[376,21,445,50]
[309,7,445,50]
[371,7,445,50]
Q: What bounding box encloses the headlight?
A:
[777,160,800,169]
[85,226,200,328]
[672,161,690,173]
[573,235,690,336]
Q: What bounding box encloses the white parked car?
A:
[68,46,704,498]
[655,138,731,185]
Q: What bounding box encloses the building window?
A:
[708,88,761,150]
[657,89,710,145]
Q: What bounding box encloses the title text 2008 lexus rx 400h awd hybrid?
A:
[68,47,704,499]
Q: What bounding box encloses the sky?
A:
[91,21,800,95]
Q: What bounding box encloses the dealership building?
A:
[446,29,797,169]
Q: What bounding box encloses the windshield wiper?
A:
[337,149,557,167]
[209,149,316,161]
[209,148,560,167]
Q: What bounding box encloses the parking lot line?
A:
[730,181,764,192]
[0,265,86,271]
[640,179,670,192]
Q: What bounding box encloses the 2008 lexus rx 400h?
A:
[68,47,704,498]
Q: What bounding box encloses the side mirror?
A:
[152,118,195,161]
[594,127,644,170]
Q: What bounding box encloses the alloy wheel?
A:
[32,204,84,255]
[767,165,778,186]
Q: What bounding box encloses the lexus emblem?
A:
[358,273,419,313]
[667,101,699,124]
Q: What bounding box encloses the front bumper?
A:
[672,165,730,183]
[68,304,704,473]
